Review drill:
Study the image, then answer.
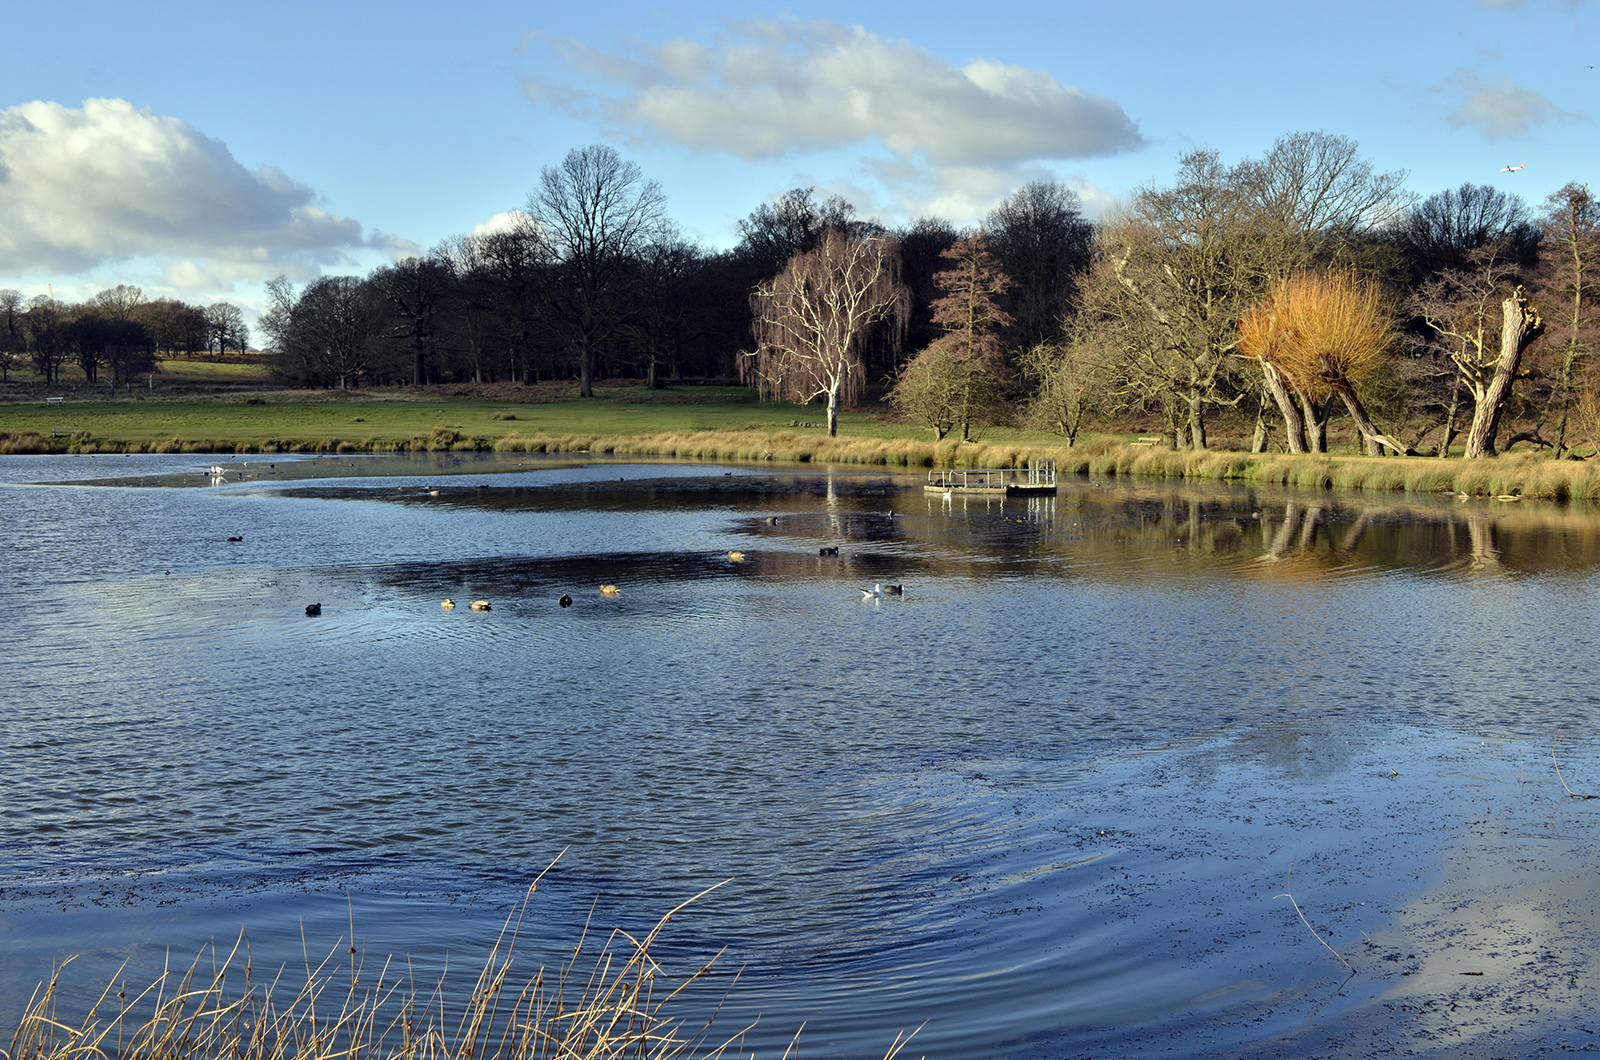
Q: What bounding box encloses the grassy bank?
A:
[2,384,1598,500]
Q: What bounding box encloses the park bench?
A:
[45,396,64,406]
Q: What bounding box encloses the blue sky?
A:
[2,0,1596,316]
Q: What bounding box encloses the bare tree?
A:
[1245,131,1409,249]
[264,276,384,389]
[89,284,145,320]
[1537,183,1600,454]
[0,290,23,381]
[204,303,248,356]
[1415,246,1544,458]
[25,296,65,384]
[527,145,668,397]
[1395,183,1541,278]
[1022,340,1103,446]
[622,227,700,389]
[1085,150,1262,449]
[745,230,910,437]
[985,181,1094,349]
[372,256,449,385]
[737,188,874,273]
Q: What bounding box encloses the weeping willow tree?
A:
[1239,271,1408,456]
[744,230,909,436]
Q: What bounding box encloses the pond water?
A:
[4,452,1600,1058]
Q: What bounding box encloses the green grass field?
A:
[4,381,1600,500]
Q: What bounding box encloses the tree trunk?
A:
[579,343,594,398]
[1439,372,1464,458]
[1260,363,1307,453]
[1188,396,1207,450]
[1297,391,1327,452]
[827,377,841,437]
[1336,384,1407,456]
[1464,287,1542,459]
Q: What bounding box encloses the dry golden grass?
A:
[5,877,921,1060]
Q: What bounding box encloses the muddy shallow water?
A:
[3,452,1600,1058]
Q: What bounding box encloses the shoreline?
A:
[6,427,1600,501]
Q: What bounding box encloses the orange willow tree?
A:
[1239,271,1408,456]
[744,230,909,437]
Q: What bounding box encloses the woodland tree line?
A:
[0,285,249,386]
[6,132,1594,459]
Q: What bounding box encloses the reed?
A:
[3,881,915,1060]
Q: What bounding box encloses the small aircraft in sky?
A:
[1501,162,1526,172]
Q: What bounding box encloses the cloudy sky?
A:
[2,0,1597,315]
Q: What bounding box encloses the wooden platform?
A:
[926,460,1058,496]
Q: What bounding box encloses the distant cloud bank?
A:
[525,19,1142,221]
[0,98,401,288]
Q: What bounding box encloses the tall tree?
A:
[745,230,910,437]
[984,181,1093,349]
[25,296,65,384]
[89,284,145,320]
[0,289,23,381]
[204,303,248,356]
[526,145,668,397]
[1536,183,1600,455]
[1395,183,1541,278]
[372,256,449,385]
[1084,150,1262,449]
[736,188,874,280]
[892,235,1012,441]
[621,227,700,389]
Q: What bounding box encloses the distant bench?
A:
[45,396,64,406]
[51,425,79,437]
[1133,436,1162,446]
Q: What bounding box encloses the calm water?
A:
[5,452,1600,1058]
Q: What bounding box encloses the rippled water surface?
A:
[6,452,1600,1058]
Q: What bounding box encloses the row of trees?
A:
[258,145,1091,398]
[257,135,1595,459]
[878,134,1591,459]
[0,285,250,385]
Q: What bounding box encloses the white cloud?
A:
[530,20,1142,164]
[525,20,1142,226]
[1441,69,1584,139]
[471,210,532,237]
[0,98,384,284]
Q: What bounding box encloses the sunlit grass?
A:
[3,383,1600,500]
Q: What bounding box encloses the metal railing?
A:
[927,460,1056,490]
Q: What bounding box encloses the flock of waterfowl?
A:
[300,547,905,618]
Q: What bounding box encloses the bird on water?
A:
[600,584,621,596]
[305,603,322,616]
[469,600,491,611]
[883,584,904,595]
[559,593,573,608]
[441,598,456,610]
[860,584,882,598]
